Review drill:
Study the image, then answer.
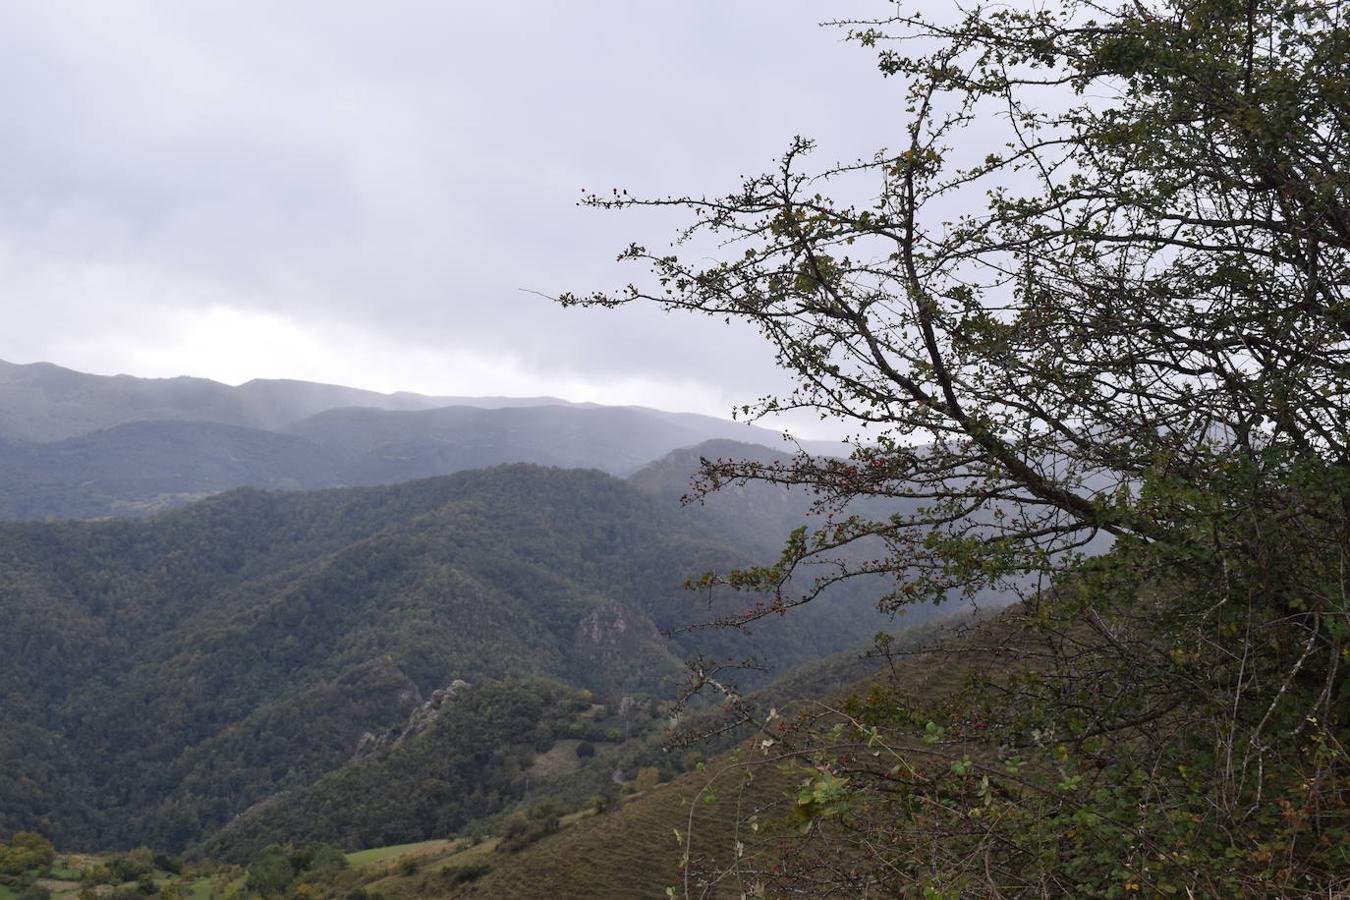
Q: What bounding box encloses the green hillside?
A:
[0,464,896,853]
[197,678,598,861]
[262,615,984,899]
[0,420,340,519]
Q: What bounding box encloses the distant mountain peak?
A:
[0,359,845,520]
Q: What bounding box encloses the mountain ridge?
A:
[0,358,832,451]
[0,360,844,521]
[0,358,574,443]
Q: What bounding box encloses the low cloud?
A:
[0,1,891,438]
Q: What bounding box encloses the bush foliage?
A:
[567,0,1349,893]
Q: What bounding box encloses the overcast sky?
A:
[0,1,899,437]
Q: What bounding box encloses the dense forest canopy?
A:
[0,461,913,854]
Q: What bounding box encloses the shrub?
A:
[631,767,660,793]
[440,862,490,885]
[0,833,55,876]
[80,863,113,886]
[499,803,562,853]
[244,845,294,899]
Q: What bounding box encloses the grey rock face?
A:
[354,678,471,758]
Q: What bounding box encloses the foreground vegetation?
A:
[0,760,776,899]
[561,0,1350,892]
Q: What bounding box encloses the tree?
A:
[631,767,661,794]
[243,845,293,899]
[0,832,54,876]
[107,848,153,884]
[564,0,1347,894]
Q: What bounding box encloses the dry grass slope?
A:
[457,771,793,899]
[453,613,1011,898]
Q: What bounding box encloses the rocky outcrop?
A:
[574,601,664,663]
[354,678,470,758]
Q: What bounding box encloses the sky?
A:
[0,1,899,438]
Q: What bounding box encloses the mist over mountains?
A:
[0,360,841,520]
[0,358,562,443]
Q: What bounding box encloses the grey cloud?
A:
[0,1,894,428]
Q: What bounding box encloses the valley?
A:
[0,366,936,873]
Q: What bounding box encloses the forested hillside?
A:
[198,678,604,862]
[0,464,898,853]
[0,420,339,519]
